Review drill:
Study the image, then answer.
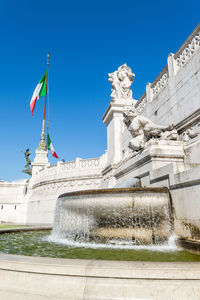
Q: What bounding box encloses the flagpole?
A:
[38,53,50,150]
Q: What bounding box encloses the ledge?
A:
[0,253,200,279]
[177,238,200,255]
[59,186,169,198]
[0,226,52,234]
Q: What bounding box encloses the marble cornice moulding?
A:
[0,182,28,188]
[114,140,185,179]
[101,163,118,176]
[175,108,200,133]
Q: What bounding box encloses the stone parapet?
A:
[0,254,200,299]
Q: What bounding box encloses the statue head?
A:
[118,64,135,83]
[123,105,137,121]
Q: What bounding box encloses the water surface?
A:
[0,230,199,262]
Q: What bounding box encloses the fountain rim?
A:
[0,252,200,279]
[0,253,200,299]
[58,187,169,199]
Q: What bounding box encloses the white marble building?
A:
[1,24,200,244]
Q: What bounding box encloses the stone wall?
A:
[0,180,28,224]
[25,156,106,225]
[0,155,107,225]
[135,24,200,126]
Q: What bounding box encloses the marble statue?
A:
[123,105,178,159]
[108,64,135,100]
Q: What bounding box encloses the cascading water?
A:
[50,187,176,250]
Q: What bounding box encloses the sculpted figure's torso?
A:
[108,64,135,100]
[123,106,178,155]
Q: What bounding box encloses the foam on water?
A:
[45,233,178,252]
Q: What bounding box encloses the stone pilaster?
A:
[167,53,178,77]
[146,82,153,102]
[103,99,133,166]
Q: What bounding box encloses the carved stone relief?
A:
[122,105,178,161]
[32,177,102,196]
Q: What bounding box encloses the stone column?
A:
[103,99,133,167]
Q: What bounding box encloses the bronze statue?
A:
[22,148,32,176]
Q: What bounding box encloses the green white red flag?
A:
[30,72,47,115]
[47,134,59,159]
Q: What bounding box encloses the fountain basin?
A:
[53,187,173,245]
[0,228,199,299]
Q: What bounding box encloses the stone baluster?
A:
[146,83,153,102]
[167,53,178,77]
[167,53,178,96]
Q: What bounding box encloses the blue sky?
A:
[0,0,199,181]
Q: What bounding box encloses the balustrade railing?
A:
[135,24,200,113]
[135,92,147,113]
[174,24,200,70]
[151,65,169,97]
[34,157,102,182]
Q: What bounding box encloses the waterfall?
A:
[51,188,174,248]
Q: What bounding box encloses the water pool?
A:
[0,230,199,262]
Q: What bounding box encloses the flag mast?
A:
[38,53,49,150]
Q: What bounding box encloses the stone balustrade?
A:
[135,24,200,114]
[151,65,169,97]
[31,157,103,187]
[174,24,200,69]
[135,92,147,113]
[60,157,100,170]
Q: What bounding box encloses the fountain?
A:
[51,187,173,247]
[49,65,178,250]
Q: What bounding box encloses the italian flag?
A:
[47,134,59,159]
[30,72,47,115]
